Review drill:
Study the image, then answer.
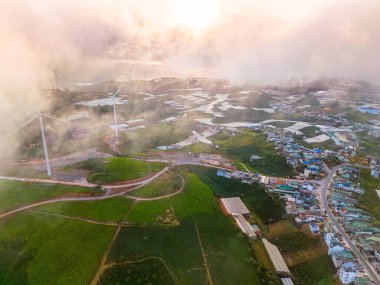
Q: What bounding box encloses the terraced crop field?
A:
[98,258,175,285]
[88,157,165,183]
[0,211,115,285]
[0,181,98,214]
[35,197,135,222]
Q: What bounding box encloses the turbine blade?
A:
[15,114,38,132]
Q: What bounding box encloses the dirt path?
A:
[90,201,138,285]
[237,162,252,173]
[193,218,213,285]
[29,209,118,226]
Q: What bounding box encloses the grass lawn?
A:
[35,197,135,222]
[128,172,181,198]
[98,258,175,285]
[359,169,380,222]
[0,211,115,285]
[88,157,165,184]
[291,255,337,285]
[125,173,219,224]
[212,131,295,177]
[0,181,97,214]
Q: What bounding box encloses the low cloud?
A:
[1,0,379,160]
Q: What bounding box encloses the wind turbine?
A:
[118,67,133,96]
[16,110,68,176]
[111,84,124,138]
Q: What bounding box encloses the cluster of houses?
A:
[264,129,327,178]
[218,164,326,233]
[347,156,380,179]
[369,158,380,178]
[326,166,380,284]
[324,223,375,285]
[260,176,324,229]
[216,168,260,184]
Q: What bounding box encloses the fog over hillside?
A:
[1,0,380,160]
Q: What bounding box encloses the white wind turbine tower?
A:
[111,84,124,139]
[111,70,132,138]
[16,110,68,176]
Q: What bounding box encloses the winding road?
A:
[125,171,185,201]
[0,167,169,219]
[321,165,380,285]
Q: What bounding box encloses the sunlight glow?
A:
[173,0,219,31]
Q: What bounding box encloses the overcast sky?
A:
[0,0,379,160]
[1,0,380,84]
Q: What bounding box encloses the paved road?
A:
[0,167,168,220]
[0,167,168,190]
[0,176,97,187]
[125,171,185,201]
[321,165,380,285]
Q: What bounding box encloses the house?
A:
[302,183,315,191]
[287,157,299,167]
[376,249,380,262]
[345,220,377,235]
[217,169,232,179]
[251,224,262,236]
[334,181,354,191]
[339,266,357,285]
[371,168,379,178]
[328,243,345,256]
[332,249,354,268]
[309,223,320,235]
[324,231,337,247]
